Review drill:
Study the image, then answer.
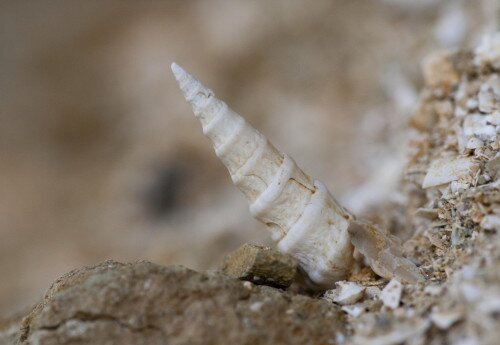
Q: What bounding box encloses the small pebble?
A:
[219,243,298,288]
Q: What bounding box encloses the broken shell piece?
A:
[381,279,403,309]
[348,221,424,284]
[422,157,480,189]
[324,281,365,305]
[341,304,365,317]
[171,63,354,288]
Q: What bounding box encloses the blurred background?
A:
[0,0,497,315]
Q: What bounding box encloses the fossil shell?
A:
[171,63,354,288]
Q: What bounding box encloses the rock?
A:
[324,281,365,305]
[380,279,403,309]
[219,244,298,288]
[18,260,345,345]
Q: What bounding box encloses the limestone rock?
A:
[18,260,345,345]
[219,243,298,288]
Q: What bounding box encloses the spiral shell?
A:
[171,63,355,288]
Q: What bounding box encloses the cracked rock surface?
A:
[219,244,299,288]
[17,260,344,345]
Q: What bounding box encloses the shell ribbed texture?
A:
[172,63,354,287]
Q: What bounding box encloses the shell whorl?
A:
[172,63,354,287]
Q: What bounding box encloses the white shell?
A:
[171,63,354,288]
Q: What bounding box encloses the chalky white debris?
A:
[171,63,423,288]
